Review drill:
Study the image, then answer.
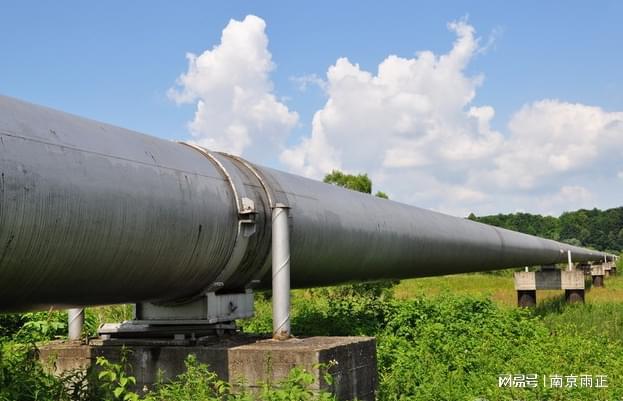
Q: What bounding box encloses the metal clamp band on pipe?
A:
[229,154,276,208]
[226,154,291,289]
[272,203,291,340]
[178,142,257,296]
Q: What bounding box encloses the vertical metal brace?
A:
[67,308,84,341]
[567,250,573,271]
[272,203,291,340]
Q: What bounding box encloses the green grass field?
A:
[394,271,623,344]
[396,271,623,307]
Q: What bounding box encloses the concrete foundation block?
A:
[228,337,377,400]
[591,264,605,277]
[39,336,377,401]
[602,262,614,277]
[577,263,592,275]
[514,269,585,307]
[514,270,584,291]
[37,340,93,376]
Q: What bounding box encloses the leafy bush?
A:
[5,279,623,401]
[0,341,68,401]
[241,289,623,401]
[0,310,67,343]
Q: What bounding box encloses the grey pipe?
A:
[0,95,610,311]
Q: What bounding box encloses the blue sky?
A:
[1,1,622,216]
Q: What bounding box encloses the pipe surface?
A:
[0,95,610,311]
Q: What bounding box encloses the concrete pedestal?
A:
[39,336,377,401]
[591,264,605,288]
[514,269,585,307]
[577,263,592,276]
[603,261,614,277]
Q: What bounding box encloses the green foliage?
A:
[323,170,372,193]
[323,169,390,199]
[316,280,397,300]
[258,364,336,401]
[96,352,140,401]
[84,305,134,337]
[374,191,389,199]
[19,312,68,342]
[0,313,22,339]
[0,310,68,343]
[144,354,242,401]
[0,338,336,401]
[470,207,623,252]
[0,341,69,401]
[242,290,623,401]
[240,281,397,337]
[5,277,623,400]
[144,354,336,401]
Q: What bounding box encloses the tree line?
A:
[468,207,623,253]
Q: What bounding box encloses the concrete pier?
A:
[603,261,616,277]
[514,268,585,307]
[591,264,605,287]
[39,336,377,401]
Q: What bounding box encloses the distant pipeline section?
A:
[0,95,612,311]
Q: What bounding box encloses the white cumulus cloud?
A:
[280,19,503,202]
[278,19,623,215]
[169,15,298,159]
[479,100,623,190]
[172,16,623,216]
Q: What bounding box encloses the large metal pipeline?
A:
[0,95,609,311]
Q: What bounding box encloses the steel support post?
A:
[272,203,291,340]
[67,308,84,341]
